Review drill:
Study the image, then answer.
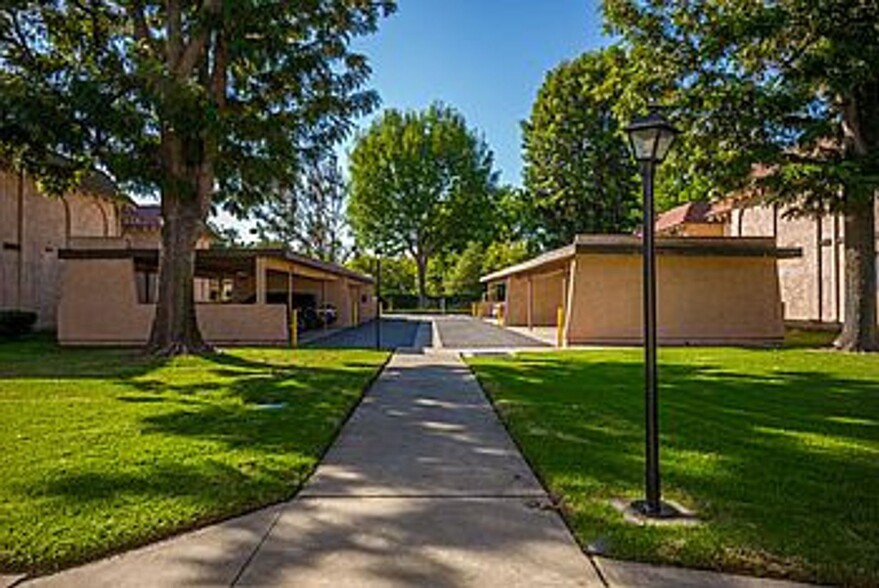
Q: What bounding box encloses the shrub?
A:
[0,311,37,338]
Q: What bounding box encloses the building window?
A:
[135,271,158,304]
[207,278,235,302]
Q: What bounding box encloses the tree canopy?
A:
[0,0,394,353]
[348,103,499,306]
[522,46,641,248]
[604,0,879,350]
[254,153,350,264]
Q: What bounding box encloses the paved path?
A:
[305,317,431,350]
[19,344,816,588]
[434,315,549,349]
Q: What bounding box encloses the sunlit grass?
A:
[468,345,878,587]
[0,335,387,574]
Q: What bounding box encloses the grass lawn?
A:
[0,336,387,574]
[467,340,878,587]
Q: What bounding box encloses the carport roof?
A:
[480,235,801,283]
[59,247,374,284]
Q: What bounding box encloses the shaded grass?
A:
[467,346,878,587]
[0,335,387,574]
[783,327,839,349]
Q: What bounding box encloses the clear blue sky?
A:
[216,1,608,235]
[344,0,610,186]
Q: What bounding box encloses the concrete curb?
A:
[593,557,821,587]
[1,575,25,588]
[431,318,444,349]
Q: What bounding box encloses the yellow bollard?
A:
[497,303,504,326]
[290,308,298,348]
[556,305,565,348]
[471,302,477,317]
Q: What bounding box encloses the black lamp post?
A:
[375,246,382,350]
[625,107,679,518]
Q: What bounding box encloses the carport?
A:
[481,235,800,347]
[57,247,375,345]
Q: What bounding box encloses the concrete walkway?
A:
[23,350,598,587]
[20,347,815,588]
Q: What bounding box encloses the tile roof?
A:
[654,201,716,233]
[121,204,162,231]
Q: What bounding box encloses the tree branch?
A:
[165,0,182,66]
[132,1,160,56]
[209,28,227,108]
[174,0,221,77]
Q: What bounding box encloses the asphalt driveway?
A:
[433,316,549,349]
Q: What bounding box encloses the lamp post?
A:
[375,246,382,350]
[625,107,679,518]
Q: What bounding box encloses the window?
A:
[135,271,157,304]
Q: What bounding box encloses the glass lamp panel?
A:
[653,128,677,162]
[629,127,660,161]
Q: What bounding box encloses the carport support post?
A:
[375,252,382,350]
[322,280,328,332]
[641,161,661,515]
[255,257,267,305]
[527,277,533,329]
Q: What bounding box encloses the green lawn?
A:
[0,336,387,574]
[467,343,878,587]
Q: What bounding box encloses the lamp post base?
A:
[629,499,685,519]
[611,498,699,526]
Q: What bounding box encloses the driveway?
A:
[305,317,432,351]
[433,315,549,350]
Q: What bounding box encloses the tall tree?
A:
[444,239,531,300]
[522,46,641,248]
[348,104,499,306]
[605,0,879,351]
[255,153,350,263]
[0,0,393,355]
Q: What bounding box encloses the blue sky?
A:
[217,1,609,234]
[343,0,610,186]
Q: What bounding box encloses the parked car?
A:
[317,303,337,326]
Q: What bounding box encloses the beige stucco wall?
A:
[59,258,290,345]
[503,269,566,327]
[1,169,121,328]
[121,227,212,250]
[732,201,879,325]
[505,276,527,325]
[58,259,153,344]
[565,252,784,345]
[664,222,725,237]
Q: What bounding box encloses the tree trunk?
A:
[415,253,428,309]
[835,190,878,351]
[147,190,210,355]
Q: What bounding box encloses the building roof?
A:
[59,247,374,284]
[655,201,713,232]
[481,235,801,283]
[2,155,126,202]
[77,168,123,200]
[121,204,162,231]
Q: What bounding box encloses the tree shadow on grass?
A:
[2,340,385,575]
[471,352,879,586]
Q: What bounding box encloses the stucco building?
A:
[57,248,375,346]
[0,165,127,328]
[481,235,797,346]
[1,165,375,344]
[655,197,879,326]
